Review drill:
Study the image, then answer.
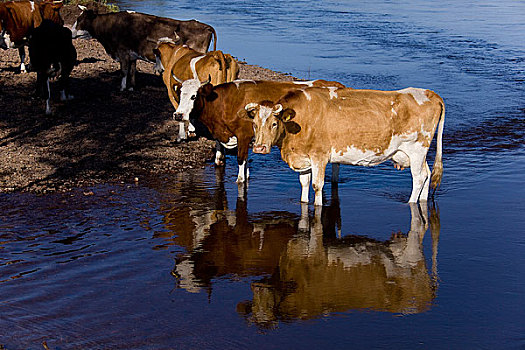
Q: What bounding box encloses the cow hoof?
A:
[128,87,134,92]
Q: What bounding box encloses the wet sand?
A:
[0,4,293,193]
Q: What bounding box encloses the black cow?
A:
[29,19,76,114]
[71,7,217,91]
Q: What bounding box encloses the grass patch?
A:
[63,0,119,12]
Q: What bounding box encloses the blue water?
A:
[1,0,524,348]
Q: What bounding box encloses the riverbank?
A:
[0,4,293,193]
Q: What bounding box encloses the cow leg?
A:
[45,77,52,115]
[119,58,129,91]
[177,122,187,143]
[59,68,74,101]
[299,171,311,203]
[215,141,225,166]
[236,137,250,183]
[128,60,137,91]
[331,163,340,182]
[18,47,27,73]
[311,160,327,206]
[418,162,432,202]
[408,156,430,203]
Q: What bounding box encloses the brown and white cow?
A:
[245,87,445,205]
[177,79,346,183]
[0,0,64,73]
[71,7,217,91]
[152,39,239,142]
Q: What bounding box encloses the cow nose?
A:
[173,112,183,121]
[253,145,269,154]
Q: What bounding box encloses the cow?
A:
[0,0,64,73]
[244,86,445,205]
[70,7,217,91]
[174,79,346,183]
[28,19,76,114]
[152,39,239,142]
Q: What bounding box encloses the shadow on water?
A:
[157,169,441,330]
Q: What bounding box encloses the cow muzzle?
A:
[253,144,270,154]
[173,112,184,121]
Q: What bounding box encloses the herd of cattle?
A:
[0,0,445,205]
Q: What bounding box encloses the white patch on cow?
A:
[221,136,238,149]
[157,37,176,45]
[302,90,312,101]
[293,80,314,87]
[30,1,35,11]
[237,160,247,183]
[328,87,338,99]
[329,132,423,167]
[190,55,205,80]
[398,87,429,105]
[233,79,256,88]
[126,10,136,13]
[175,79,201,121]
[259,105,273,127]
[3,33,14,49]
[153,55,164,74]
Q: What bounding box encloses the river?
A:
[1,0,524,348]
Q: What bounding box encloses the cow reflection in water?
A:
[163,176,439,328]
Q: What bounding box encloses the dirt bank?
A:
[0,4,293,193]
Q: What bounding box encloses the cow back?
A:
[29,19,76,73]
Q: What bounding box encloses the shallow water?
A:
[1,0,524,348]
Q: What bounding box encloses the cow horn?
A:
[78,4,87,11]
[245,103,258,112]
[172,73,183,84]
[272,104,283,115]
[201,74,211,86]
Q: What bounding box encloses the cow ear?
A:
[280,108,296,122]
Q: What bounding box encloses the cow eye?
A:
[191,95,196,100]
[272,122,277,128]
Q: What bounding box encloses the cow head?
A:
[243,101,296,154]
[40,1,64,26]
[71,6,95,39]
[173,75,211,122]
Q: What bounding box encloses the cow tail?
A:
[430,101,445,191]
[211,27,217,51]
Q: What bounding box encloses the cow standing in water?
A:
[153,39,240,142]
[71,7,217,91]
[174,80,345,183]
[29,19,76,114]
[0,0,64,73]
[245,87,445,205]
